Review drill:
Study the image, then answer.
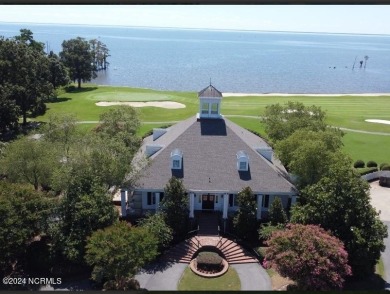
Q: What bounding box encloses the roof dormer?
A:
[171,148,183,169]
[236,150,249,171]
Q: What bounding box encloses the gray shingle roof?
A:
[198,85,223,98]
[133,117,296,194]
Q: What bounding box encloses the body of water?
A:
[1,22,390,93]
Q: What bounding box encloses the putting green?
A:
[86,92,180,102]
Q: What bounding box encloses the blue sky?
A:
[1,5,389,35]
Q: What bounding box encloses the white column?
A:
[120,189,127,217]
[189,193,195,218]
[223,193,229,219]
[291,195,298,206]
[155,192,160,212]
[257,194,263,220]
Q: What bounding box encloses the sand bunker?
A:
[96,101,186,109]
[365,119,390,125]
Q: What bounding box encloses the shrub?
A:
[380,163,389,170]
[357,167,378,176]
[258,223,285,241]
[382,165,390,171]
[264,224,351,290]
[353,160,365,168]
[197,251,222,266]
[196,251,223,272]
[367,161,378,168]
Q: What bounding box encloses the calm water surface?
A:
[1,23,390,93]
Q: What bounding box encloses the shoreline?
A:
[222,93,390,97]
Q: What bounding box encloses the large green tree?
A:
[291,156,388,278]
[95,107,141,152]
[85,222,158,290]
[0,181,55,276]
[51,180,117,263]
[47,51,70,90]
[60,37,97,89]
[262,101,327,143]
[275,129,343,169]
[89,39,110,70]
[233,186,258,240]
[14,28,45,52]
[0,86,20,133]
[161,177,189,237]
[0,36,54,125]
[0,137,60,190]
[264,224,351,290]
[138,212,173,251]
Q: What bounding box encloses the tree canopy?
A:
[0,181,55,276]
[264,224,351,290]
[51,181,117,263]
[0,34,54,125]
[85,221,158,290]
[262,101,327,143]
[138,212,173,251]
[60,37,97,89]
[233,186,258,240]
[0,137,60,190]
[291,156,388,278]
[0,86,20,132]
[161,177,189,237]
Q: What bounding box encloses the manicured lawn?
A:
[31,85,390,163]
[177,266,241,290]
[342,131,390,164]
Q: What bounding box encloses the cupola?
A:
[197,83,223,119]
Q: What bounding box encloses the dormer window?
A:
[172,159,180,168]
[237,150,249,171]
[171,148,183,169]
[239,161,247,170]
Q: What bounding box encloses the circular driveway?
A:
[135,260,271,290]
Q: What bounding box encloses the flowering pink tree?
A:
[264,224,351,290]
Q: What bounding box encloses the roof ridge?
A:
[198,85,223,98]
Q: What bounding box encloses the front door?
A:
[202,194,215,210]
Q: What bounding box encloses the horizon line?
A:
[1,21,390,37]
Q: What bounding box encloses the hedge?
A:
[366,161,378,168]
[353,160,365,168]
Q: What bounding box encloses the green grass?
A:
[341,131,390,163]
[376,257,385,278]
[177,266,241,290]
[31,85,390,163]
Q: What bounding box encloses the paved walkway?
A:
[231,263,272,290]
[135,259,271,290]
[135,261,187,290]
[369,181,390,290]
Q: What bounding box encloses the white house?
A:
[122,84,298,221]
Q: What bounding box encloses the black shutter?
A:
[229,194,234,207]
[264,195,269,208]
[147,192,152,205]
